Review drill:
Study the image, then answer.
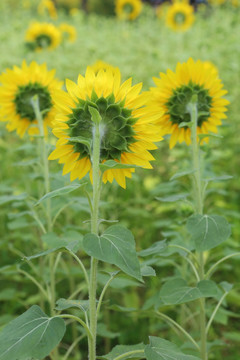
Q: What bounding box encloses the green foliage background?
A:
[0,0,239,359]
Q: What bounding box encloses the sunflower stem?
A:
[88,120,101,360]
[32,96,58,360]
[189,96,208,360]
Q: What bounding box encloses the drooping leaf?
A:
[156,194,188,202]
[83,225,142,281]
[145,337,200,360]
[99,160,139,172]
[0,305,66,360]
[24,239,81,260]
[100,343,145,360]
[204,175,233,182]
[186,214,231,251]
[97,323,120,339]
[55,298,89,313]
[141,265,156,277]
[0,193,27,206]
[35,183,86,205]
[170,170,195,181]
[158,278,222,305]
[138,240,167,257]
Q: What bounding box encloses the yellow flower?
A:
[166,2,195,32]
[156,3,169,19]
[48,67,163,188]
[89,60,118,75]
[38,0,58,19]
[231,0,239,6]
[203,61,219,78]
[0,61,62,138]
[115,0,142,20]
[59,23,77,43]
[143,58,229,149]
[70,8,81,16]
[25,22,61,51]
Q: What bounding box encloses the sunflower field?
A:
[0,0,239,359]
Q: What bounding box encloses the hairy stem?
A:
[190,98,207,360]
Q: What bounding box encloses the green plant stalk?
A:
[88,123,101,360]
[32,96,58,360]
[190,98,207,360]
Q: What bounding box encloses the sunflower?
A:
[89,60,118,75]
[59,23,77,43]
[143,58,229,149]
[25,22,61,51]
[115,0,142,20]
[0,61,62,138]
[38,0,58,19]
[166,2,195,32]
[48,67,163,188]
[203,61,218,78]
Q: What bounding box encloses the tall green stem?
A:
[189,97,207,360]
[88,122,101,360]
[32,96,57,359]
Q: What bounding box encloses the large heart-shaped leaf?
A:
[101,343,145,359]
[0,305,66,360]
[158,278,221,305]
[145,337,200,360]
[83,225,142,281]
[187,214,231,251]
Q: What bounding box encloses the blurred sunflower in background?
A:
[143,58,229,149]
[25,22,61,51]
[59,23,77,43]
[203,61,219,77]
[49,67,163,188]
[115,0,142,20]
[166,2,195,32]
[38,0,58,19]
[89,60,118,75]
[0,61,62,137]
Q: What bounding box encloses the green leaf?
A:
[55,298,89,313]
[99,160,139,171]
[67,136,92,152]
[88,105,102,124]
[83,225,142,281]
[24,239,81,260]
[97,323,120,339]
[145,337,200,360]
[156,194,188,202]
[170,170,195,181]
[35,183,86,206]
[178,121,193,128]
[159,278,221,305]
[141,265,156,277]
[186,214,231,251]
[204,175,233,182]
[100,343,145,360]
[0,193,27,206]
[0,305,65,360]
[138,240,167,257]
[198,133,223,139]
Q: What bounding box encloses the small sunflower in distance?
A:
[89,60,118,75]
[49,67,163,188]
[25,22,61,51]
[0,61,62,137]
[166,2,195,32]
[144,58,229,149]
[38,0,58,19]
[59,23,77,43]
[115,0,142,21]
